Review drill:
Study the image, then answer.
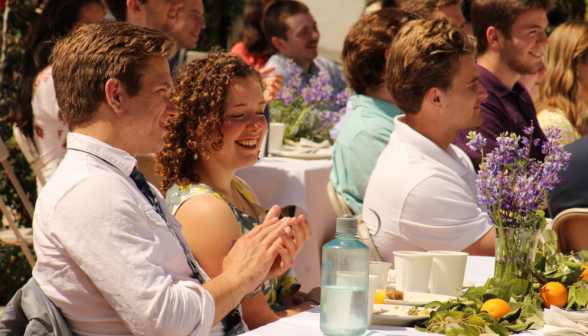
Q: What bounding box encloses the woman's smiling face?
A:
[214,75,267,170]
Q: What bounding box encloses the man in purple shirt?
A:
[453,0,554,168]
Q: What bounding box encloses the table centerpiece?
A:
[466,126,570,283]
[269,59,351,143]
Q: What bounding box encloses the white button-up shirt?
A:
[363,116,492,266]
[33,133,219,336]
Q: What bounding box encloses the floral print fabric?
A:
[166,177,301,311]
[32,66,69,191]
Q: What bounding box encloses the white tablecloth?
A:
[236,158,337,291]
[243,256,543,335]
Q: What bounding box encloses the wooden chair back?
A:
[552,208,588,254]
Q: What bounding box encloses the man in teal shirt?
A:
[330,9,413,214]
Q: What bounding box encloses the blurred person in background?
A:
[157,53,318,330]
[231,0,276,70]
[518,60,545,99]
[263,0,347,95]
[104,0,182,35]
[167,0,206,73]
[402,0,466,31]
[534,21,588,145]
[452,0,553,168]
[12,0,105,191]
[364,0,404,15]
[330,8,415,215]
[461,0,473,35]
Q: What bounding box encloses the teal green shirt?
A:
[330,94,403,214]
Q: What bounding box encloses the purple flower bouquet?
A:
[466,126,571,283]
[269,59,351,143]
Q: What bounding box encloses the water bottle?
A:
[320,214,370,336]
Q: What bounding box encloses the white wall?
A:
[298,0,365,64]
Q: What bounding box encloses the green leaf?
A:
[578,250,588,263]
[497,282,514,302]
[504,322,534,332]
[425,301,443,309]
[488,323,510,336]
[458,324,482,336]
[497,307,521,324]
[526,315,545,329]
[574,285,588,307]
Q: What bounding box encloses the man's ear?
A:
[126,0,142,20]
[105,78,125,114]
[384,48,390,61]
[271,36,286,53]
[486,26,501,53]
[424,87,443,111]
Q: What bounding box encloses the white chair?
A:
[0,138,36,268]
[326,182,382,261]
[13,125,46,187]
[551,208,588,255]
[326,181,354,217]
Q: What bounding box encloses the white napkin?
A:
[286,138,330,148]
[542,306,588,335]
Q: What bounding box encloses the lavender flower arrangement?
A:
[270,59,351,143]
[466,126,570,229]
[466,126,571,283]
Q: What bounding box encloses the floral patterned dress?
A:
[32,65,69,191]
[537,105,588,146]
[166,176,301,311]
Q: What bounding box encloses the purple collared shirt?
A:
[453,64,547,168]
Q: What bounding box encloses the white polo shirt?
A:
[363,116,492,266]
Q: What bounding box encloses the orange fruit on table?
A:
[480,298,511,319]
[540,282,568,308]
[581,265,588,281]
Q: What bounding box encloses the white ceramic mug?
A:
[367,275,379,326]
[268,123,285,152]
[393,251,434,292]
[428,251,469,296]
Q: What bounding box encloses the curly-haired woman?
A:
[156,53,319,331]
[535,21,588,145]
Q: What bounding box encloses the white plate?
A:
[269,149,332,160]
[386,280,476,290]
[384,292,456,306]
[371,304,430,326]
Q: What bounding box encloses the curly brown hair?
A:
[156,52,264,191]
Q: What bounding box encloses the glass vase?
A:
[494,226,540,283]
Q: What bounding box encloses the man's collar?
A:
[477,64,527,98]
[67,133,137,176]
[393,116,469,177]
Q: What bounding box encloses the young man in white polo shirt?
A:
[363,19,495,266]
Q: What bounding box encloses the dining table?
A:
[236,157,337,291]
[242,256,544,336]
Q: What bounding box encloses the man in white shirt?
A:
[33,21,310,335]
[363,18,494,266]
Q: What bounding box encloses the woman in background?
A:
[231,0,276,70]
[13,0,105,189]
[535,20,588,145]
